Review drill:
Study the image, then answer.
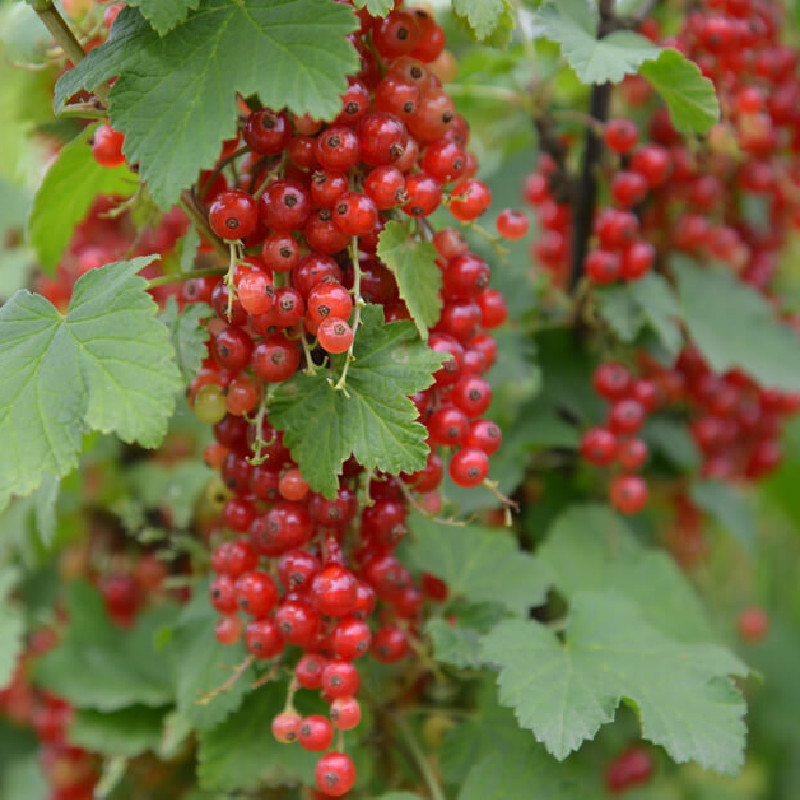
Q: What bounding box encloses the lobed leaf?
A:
[0,258,182,510]
[159,297,210,384]
[54,2,359,208]
[126,0,201,35]
[270,305,443,498]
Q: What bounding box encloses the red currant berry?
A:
[272,710,302,743]
[604,118,639,154]
[318,318,354,354]
[91,123,125,167]
[209,190,257,240]
[315,751,356,797]
[449,447,490,487]
[609,475,648,514]
[330,697,361,730]
[496,208,530,240]
[244,618,283,659]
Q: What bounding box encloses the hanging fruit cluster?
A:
[526,0,800,518]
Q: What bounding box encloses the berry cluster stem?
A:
[569,0,615,292]
[392,713,446,800]
[332,237,364,394]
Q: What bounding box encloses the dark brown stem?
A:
[568,0,615,292]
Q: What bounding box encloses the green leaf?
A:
[639,49,720,134]
[407,513,550,616]
[453,0,510,41]
[459,748,581,800]
[197,682,318,791]
[644,417,702,469]
[673,257,800,391]
[126,0,201,35]
[426,617,485,669]
[374,795,425,800]
[36,583,179,710]
[538,505,716,642]
[69,706,167,757]
[0,258,182,509]
[481,591,749,772]
[599,272,683,357]
[691,480,755,551]
[55,2,359,208]
[171,584,256,731]
[0,569,23,690]
[270,305,443,498]
[534,0,661,84]
[27,126,137,273]
[159,297,210,384]
[352,0,393,16]
[32,474,60,546]
[377,220,442,339]
[127,459,212,528]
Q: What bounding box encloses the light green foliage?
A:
[0,569,24,691]
[69,706,167,757]
[0,258,182,510]
[640,49,720,133]
[377,220,442,339]
[599,273,684,357]
[54,2,359,207]
[691,481,756,551]
[36,583,179,710]
[126,0,201,35]
[352,0,394,15]
[28,126,138,273]
[407,513,550,616]
[481,591,749,772]
[159,297,210,384]
[453,0,511,41]
[270,305,444,498]
[170,585,256,731]
[538,505,717,642]
[674,257,800,391]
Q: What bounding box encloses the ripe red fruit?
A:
[593,363,633,401]
[333,191,378,236]
[244,618,283,659]
[580,428,618,467]
[91,123,125,167]
[321,659,360,698]
[449,447,490,487]
[496,208,530,240]
[315,751,356,797]
[272,710,302,743]
[605,746,654,794]
[586,249,622,285]
[318,318,354,354]
[311,564,359,617]
[358,112,409,167]
[330,696,361,730]
[618,438,648,471]
[307,282,353,326]
[236,269,275,315]
[243,109,291,155]
[402,172,443,216]
[209,190,257,240]
[604,118,639,154]
[610,475,648,515]
[295,653,328,689]
[331,617,372,660]
[259,180,311,233]
[449,179,492,221]
[315,126,360,171]
[737,606,770,642]
[235,571,279,618]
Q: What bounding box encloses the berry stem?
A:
[392,712,446,800]
[30,0,110,105]
[198,145,250,200]
[146,266,227,289]
[332,238,364,394]
[301,333,319,376]
[569,0,616,292]
[197,654,254,705]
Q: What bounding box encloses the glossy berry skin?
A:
[608,399,646,435]
[449,179,492,221]
[428,405,469,447]
[371,625,409,663]
[307,282,353,326]
[372,11,420,58]
[452,375,492,417]
[331,617,371,660]
[365,165,406,209]
[321,659,360,698]
[215,614,243,645]
[580,428,618,467]
[358,112,409,167]
[272,711,302,743]
[496,208,529,240]
[235,571,279,618]
[92,123,125,167]
[621,241,655,281]
[298,715,334,752]
[243,109,291,155]
[261,232,300,272]
[611,170,648,208]
[593,363,632,401]
[311,565,358,617]
[275,599,320,647]
[333,191,378,236]
[421,139,466,183]
[209,190,257,240]
[631,144,671,187]
[244,618,283,659]
[277,549,320,592]
[466,419,502,456]
[610,475,648,515]
[295,653,328,690]
[605,746,654,794]
[316,752,356,797]
[402,172,442,216]
[318,318,354,354]
[210,575,237,614]
[237,269,275,315]
[252,337,301,383]
[330,697,361,730]
[213,326,254,372]
[738,606,770,642]
[604,118,639,154]
[450,447,490,487]
[259,180,311,233]
[618,438,648,471]
[315,126,360,171]
[586,249,621,285]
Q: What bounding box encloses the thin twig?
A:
[332,237,364,394]
[391,713,447,800]
[197,655,255,705]
[569,0,615,292]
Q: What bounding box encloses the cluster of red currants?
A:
[580,362,655,515]
[173,4,509,796]
[0,632,100,800]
